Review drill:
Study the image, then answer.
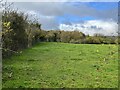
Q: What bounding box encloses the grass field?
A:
[2,42,118,88]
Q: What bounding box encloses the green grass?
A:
[2,42,118,88]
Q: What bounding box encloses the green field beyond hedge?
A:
[2,42,118,88]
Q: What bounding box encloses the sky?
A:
[12,2,118,36]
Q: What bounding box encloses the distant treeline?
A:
[39,30,119,44]
[2,10,120,58]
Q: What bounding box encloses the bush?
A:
[2,10,41,58]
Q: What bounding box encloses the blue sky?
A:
[56,2,117,23]
[13,2,118,36]
[87,2,118,10]
[56,15,97,24]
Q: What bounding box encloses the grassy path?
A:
[2,42,118,88]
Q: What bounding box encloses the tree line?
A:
[39,30,119,44]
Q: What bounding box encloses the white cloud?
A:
[59,20,118,36]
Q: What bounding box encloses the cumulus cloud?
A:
[59,20,118,36]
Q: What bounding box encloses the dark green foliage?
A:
[40,30,118,44]
[2,10,41,58]
[9,12,28,50]
[42,30,86,43]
